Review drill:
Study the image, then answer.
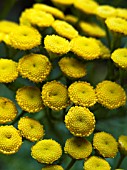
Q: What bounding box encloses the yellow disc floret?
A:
[9,25,41,50]
[95,80,126,109]
[118,135,127,156]
[0,125,22,155]
[58,57,86,79]
[0,97,17,124]
[0,58,18,83]
[83,156,111,170]
[93,132,118,158]
[16,86,44,113]
[68,81,97,107]
[70,36,100,60]
[18,116,44,142]
[18,53,52,83]
[64,137,92,159]
[52,20,78,40]
[116,8,127,20]
[42,165,64,170]
[31,139,62,164]
[65,106,95,137]
[42,80,69,111]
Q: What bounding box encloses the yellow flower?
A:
[64,137,92,159]
[95,80,126,109]
[0,33,5,42]
[44,34,70,55]
[0,125,22,155]
[74,0,99,15]
[31,139,62,164]
[52,20,78,40]
[83,156,111,170]
[65,106,95,137]
[116,8,127,20]
[18,53,52,83]
[70,36,101,60]
[16,86,44,113]
[118,135,127,156]
[0,97,17,124]
[33,3,65,19]
[64,15,78,25]
[111,48,127,69]
[51,0,74,6]
[68,81,97,107]
[42,80,69,111]
[93,132,118,158]
[19,8,33,26]
[18,116,44,142]
[0,59,18,83]
[42,165,64,170]
[79,21,106,38]
[9,25,41,50]
[58,57,86,79]
[95,5,117,19]
[105,17,127,35]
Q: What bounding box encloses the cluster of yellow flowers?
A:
[0,0,127,169]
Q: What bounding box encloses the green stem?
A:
[65,158,76,170]
[104,22,111,49]
[115,154,125,169]
[10,110,26,125]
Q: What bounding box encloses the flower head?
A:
[52,20,78,40]
[116,8,127,20]
[44,34,70,55]
[42,165,64,170]
[9,25,41,50]
[95,80,126,109]
[105,17,127,35]
[0,125,22,154]
[111,48,127,69]
[65,106,95,137]
[31,139,62,164]
[42,80,69,111]
[18,116,44,142]
[83,156,111,170]
[96,40,110,59]
[18,53,52,83]
[68,81,97,107]
[0,59,18,83]
[33,3,64,19]
[51,0,74,6]
[58,57,86,79]
[93,132,118,158]
[79,21,106,38]
[70,36,100,60]
[64,15,78,25]
[16,86,44,113]
[74,0,99,15]
[0,97,17,124]
[118,135,127,156]
[64,137,92,159]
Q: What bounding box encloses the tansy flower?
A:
[111,48,127,69]
[93,132,118,158]
[58,57,86,79]
[95,80,126,109]
[70,36,101,60]
[0,125,22,155]
[18,53,52,83]
[116,8,127,20]
[18,116,44,142]
[52,20,78,40]
[44,34,70,56]
[83,156,111,170]
[16,86,44,113]
[118,135,127,156]
[0,33,5,42]
[19,8,33,26]
[68,81,97,107]
[65,106,95,137]
[42,80,69,111]
[105,17,127,36]
[64,137,92,159]
[64,15,78,25]
[33,3,64,19]
[0,97,17,124]
[0,59,18,83]
[51,0,74,6]
[31,139,62,164]
[9,25,41,50]
[79,21,106,38]
[95,5,117,19]
[42,165,64,170]
[74,0,99,15]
